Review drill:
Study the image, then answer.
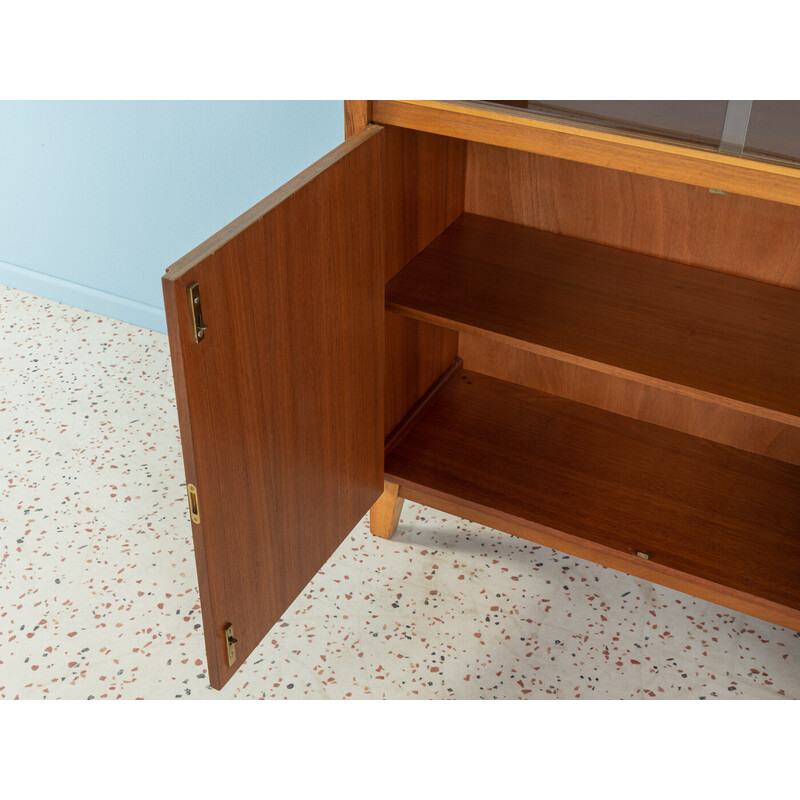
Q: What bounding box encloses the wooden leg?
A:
[370,480,404,539]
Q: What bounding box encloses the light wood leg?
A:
[370,480,404,539]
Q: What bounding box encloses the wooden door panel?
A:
[163,125,385,689]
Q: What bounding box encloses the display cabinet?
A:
[164,101,800,689]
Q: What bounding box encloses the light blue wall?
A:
[0,101,344,333]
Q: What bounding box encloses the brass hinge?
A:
[187,281,208,343]
[223,623,238,667]
[187,483,201,524]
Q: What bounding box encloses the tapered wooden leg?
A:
[370,480,403,539]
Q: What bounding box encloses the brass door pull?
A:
[223,623,237,667]
[187,282,208,343]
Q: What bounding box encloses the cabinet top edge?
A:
[370,100,800,206]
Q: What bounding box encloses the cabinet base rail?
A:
[372,480,800,632]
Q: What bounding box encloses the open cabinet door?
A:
[163,125,385,689]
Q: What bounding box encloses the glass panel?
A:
[483,100,728,149]
[744,101,800,165]
[719,101,753,155]
[479,100,800,168]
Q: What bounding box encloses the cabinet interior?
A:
[382,124,800,627]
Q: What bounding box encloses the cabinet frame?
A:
[164,100,800,689]
[355,99,800,631]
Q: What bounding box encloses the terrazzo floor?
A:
[1,283,798,700]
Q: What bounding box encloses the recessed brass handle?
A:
[187,281,208,343]
[187,483,200,524]
[224,623,237,667]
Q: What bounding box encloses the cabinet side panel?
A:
[385,312,458,436]
[384,126,467,282]
[382,126,465,435]
[344,101,371,138]
[465,141,800,289]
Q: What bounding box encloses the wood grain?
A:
[371,100,800,206]
[369,481,403,539]
[344,101,370,138]
[384,313,458,436]
[465,142,800,289]
[385,370,800,626]
[385,356,462,452]
[383,125,466,282]
[386,213,800,422]
[381,125,466,434]
[163,125,385,689]
[460,333,800,466]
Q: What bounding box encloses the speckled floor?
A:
[1,283,798,700]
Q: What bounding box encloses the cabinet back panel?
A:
[460,332,800,466]
[465,141,800,289]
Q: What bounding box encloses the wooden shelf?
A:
[386,213,800,422]
[384,370,800,622]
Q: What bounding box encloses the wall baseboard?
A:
[0,259,166,333]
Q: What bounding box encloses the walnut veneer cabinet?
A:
[163,101,800,689]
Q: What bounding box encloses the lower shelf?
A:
[384,369,800,629]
